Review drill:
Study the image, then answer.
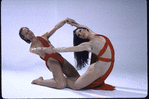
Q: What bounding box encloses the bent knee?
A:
[56,81,66,89]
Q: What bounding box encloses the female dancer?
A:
[19,18,80,89]
[40,18,115,90]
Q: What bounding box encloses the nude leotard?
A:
[37,36,64,70]
[83,34,115,91]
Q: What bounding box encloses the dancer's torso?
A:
[90,36,112,59]
[89,34,114,76]
[30,36,54,59]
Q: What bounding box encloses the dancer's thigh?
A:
[47,58,66,86]
[62,58,80,78]
[73,63,102,89]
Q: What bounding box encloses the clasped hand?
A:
[30,47,43,53]
[30,47,56,54]
[42,47,56,54]
[65,18,78,26]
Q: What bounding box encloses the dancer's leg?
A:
[62,59,80,78]
[66,63,102,90]
[31,77,59,88]
[32,58,66,89]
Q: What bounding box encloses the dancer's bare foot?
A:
[31,77,43,85]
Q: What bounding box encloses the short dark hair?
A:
[19,27,31,44]
[73,27,90,69]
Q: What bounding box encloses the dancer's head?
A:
[73,27,90,69]
[19,27,33,44]
[73,27,90,39]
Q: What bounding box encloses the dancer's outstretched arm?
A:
[29,18,76,54]
[66,18,96,34]
[42,18,77,39]
[41,42,92,54]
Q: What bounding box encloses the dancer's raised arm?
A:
[42,18,76,39]
[42,19,67,39]
[41,42,92,54]
[66,18,96,34]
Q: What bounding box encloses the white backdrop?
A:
[1,0,147,98]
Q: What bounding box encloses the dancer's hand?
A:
[42,47,56,54]
[65,18,78,26]
[30,47,43,53]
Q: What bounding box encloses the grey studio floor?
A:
[1,0,147,98]
[2,63,147,98]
